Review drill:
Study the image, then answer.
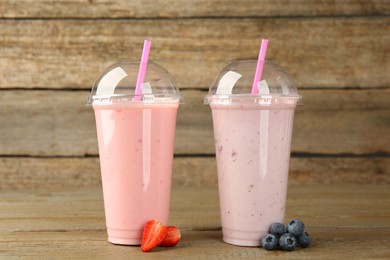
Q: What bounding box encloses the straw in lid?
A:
[204,60,301,105]
[88,60,182,104]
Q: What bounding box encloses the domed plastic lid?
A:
[88,60,181,104]
[205,60,301,105]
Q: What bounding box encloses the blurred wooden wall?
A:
[0,0,389,189]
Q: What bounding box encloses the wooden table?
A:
[1,184,389,259]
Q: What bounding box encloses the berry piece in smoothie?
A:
[279,233,297,251]
[141,220,167,252]
[287,219,305,237]
[261,234,278,250]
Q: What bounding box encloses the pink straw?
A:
[251,39,268,94]
[135,40,151,96]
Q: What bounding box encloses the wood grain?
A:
[1,229,389,259]
[0,89,388,157]
[0,17,388,89]
[1,0,388,18]
[0,156,388,190]
[0,185,389,258]
[0,2,388,191]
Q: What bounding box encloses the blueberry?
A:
[297,232,312,248]
[287,219,305,237]
[270,223,286,238]
[261,234,278,250]
[279,233,297,251]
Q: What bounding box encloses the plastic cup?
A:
[205,60,301,247]
[88,61,182,245]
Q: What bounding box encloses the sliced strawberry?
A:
[141,220,167,252]
[160,226,181,247]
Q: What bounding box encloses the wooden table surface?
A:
[1,184,389,259]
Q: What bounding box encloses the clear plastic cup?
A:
[205,60,301,247]
[88,60,181,245]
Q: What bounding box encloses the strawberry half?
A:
[160,226,181,247]
[141,220,167,252]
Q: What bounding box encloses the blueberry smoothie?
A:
[210,101,296,246]
[205,60,300,247]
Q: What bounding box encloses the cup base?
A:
[222,227,266,247]
[108,236,141,246]
[222,236,261,247]
[107,227,143,245]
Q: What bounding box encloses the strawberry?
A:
[141,220,167,252]
[160,226,181,247]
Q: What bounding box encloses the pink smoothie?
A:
[210,101,296,246]
[93,102,179,245]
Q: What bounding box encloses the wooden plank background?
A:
[0,0,389,189]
